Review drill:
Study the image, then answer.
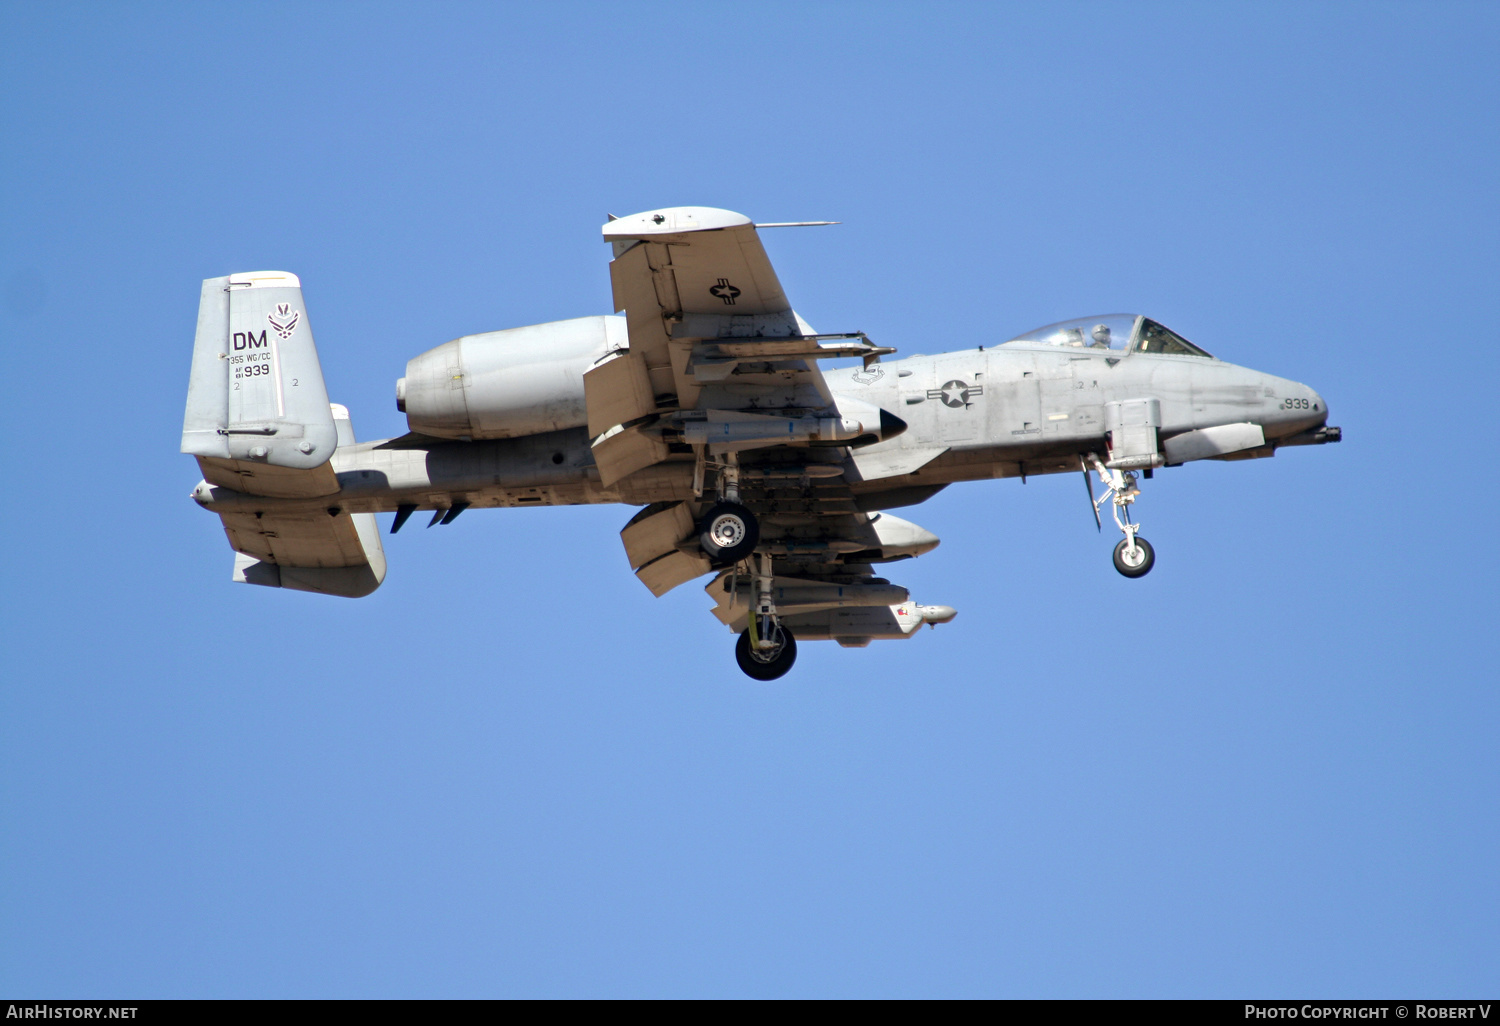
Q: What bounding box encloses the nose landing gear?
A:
[1085,454,1155,579]
[1112,535,1155,578]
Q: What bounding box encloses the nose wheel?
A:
[1112,536,1155,578]
[1085,455,1156,579]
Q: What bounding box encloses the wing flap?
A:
[584,348,656,438]
[636,549,712,598]
[591,424,669,488]
[608,243,679,402]
[620,501,696,570]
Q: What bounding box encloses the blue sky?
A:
[1,0,1496,998]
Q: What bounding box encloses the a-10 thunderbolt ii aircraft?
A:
[182,206,1341,679]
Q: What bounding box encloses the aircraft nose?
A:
[1261,378,1327,439]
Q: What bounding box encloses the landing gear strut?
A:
[701,457,791,678]
[1086,454,1155,579]
[699,452,759,564]
[734,552,796,680]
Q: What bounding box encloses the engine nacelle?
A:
[397,315,626,440]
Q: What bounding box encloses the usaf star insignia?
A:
[709,278,741,305]
[927,379,984,408]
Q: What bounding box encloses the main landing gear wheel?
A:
[735,626,797,681]
[1112,536,1155,578]
[699,502,759,564]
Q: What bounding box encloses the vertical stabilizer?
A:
[182,272,341,497]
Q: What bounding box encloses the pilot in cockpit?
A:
[1091,323,1112,348]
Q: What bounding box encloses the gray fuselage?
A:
[193,340,1330,519]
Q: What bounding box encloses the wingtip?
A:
[602,207,753,240]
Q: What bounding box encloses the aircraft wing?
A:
[586,207,894,487]
[590,206,915,601]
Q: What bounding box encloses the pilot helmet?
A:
[1091,323,1111,346]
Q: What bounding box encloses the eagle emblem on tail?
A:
[267,303,300,339]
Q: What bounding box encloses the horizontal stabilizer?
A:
[233,539,383,599]
[214,403,387,598]
[226,507,386,598]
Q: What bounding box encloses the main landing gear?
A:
[693,451,791,679]
[736,621,797,680]
[700,502,759,563]
[697,451,760,565]
[732,551,797,680]
[1085,454,1156,579]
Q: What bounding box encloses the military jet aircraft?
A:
[182,206,1340,679]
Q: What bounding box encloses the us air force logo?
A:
[267,303,300,340]
[709,278,741,305]
[927,379,984,409]
[851,364,885,385]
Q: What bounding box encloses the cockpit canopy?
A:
[1002,314,1213,358]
